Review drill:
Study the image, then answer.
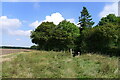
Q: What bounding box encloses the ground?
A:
[1,50,119,78]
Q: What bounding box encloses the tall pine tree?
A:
[75,7,94,54]
[78,7,94,32]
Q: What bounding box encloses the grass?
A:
[2,50,119,78]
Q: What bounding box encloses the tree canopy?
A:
[30,7,120,57]
[78,7,94,30]
[57,20,80,50]
[79,14,120,56]
[30,22,56,50]
[97,14,118,26]
[30,20,80,51]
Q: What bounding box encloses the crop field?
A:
[1,50,119,78]
[0,49,33,63]
[0,49,32,55]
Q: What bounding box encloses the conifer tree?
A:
[78,7,94,31]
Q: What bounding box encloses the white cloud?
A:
[66,18,80,27]
[29,20,42,28]
[99,2,118,17]
[29,12,64,28]
[30,12,80,28]
[0,16,22,31]
[0,16,31,36]
[45,13,64,25]
[66,18,75,24]
[9,30,32,36]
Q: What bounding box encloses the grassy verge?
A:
[2,51,119,78]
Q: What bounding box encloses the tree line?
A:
[30,7,120,56]
[1,46,30,49]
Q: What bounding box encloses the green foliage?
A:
[76,7,95,54]
[30,45,38,49]
[56,20,80,50]
[78,7,94,29]
[78,13,120,56]
[97,14,118,26]
[79,15,120,56]
[30,22,56,50]
[30,21,80,51]
[30,7,119,56]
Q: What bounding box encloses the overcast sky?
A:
[0,1,119,47]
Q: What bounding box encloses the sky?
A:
[0,1,119,47]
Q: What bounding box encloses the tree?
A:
[97,14,120,49]
[31,45,38,49]
[30,20,80,51]
[56,20,80,51]
[80,22,119,56]
[30,22,56,50]
[97,14,117,26]
[78,7,94,31]
[77,7,94,54]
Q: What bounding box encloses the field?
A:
[1,50,119,78]
[0,49,33,63]
[0,49,32,55]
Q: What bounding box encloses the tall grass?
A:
[2,51,119,78]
